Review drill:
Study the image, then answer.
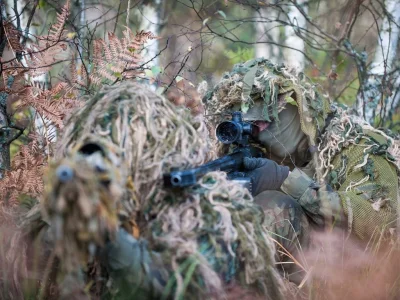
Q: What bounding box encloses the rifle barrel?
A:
[163,151,245,187]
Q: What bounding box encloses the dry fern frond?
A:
[25,1,71,77]
[90,28,157,85]
[0,62,27,94]
[25,41,70,77]
[0,135,46,206]
[47,0,70,42]
[1,2,70,78]
[3,21,23,54]
[128,29,158,46]
[70,55,88,89]
[16,83,81,128]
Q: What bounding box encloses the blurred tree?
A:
[154,0,400,130]
[367,0,400,125]
[2,0,400,177]
[0,0,157,178]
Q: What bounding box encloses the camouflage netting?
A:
[318,106,400,239]
[149,172,283,299]
[26,81,284,299]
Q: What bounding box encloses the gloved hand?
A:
[101,229,150,273]
[100,228,168,297]
[243,157,290,196]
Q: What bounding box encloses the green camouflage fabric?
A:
[281,168,344,229]
[281,132,398,241]
[317,116,399,240]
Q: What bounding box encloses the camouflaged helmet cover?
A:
[204,58,331,146]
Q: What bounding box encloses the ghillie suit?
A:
[15,82,284,299]
[204,58,400,277]
[316,108,400,239]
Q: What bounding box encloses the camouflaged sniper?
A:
[205,58,400,241]
[17,82,285,299]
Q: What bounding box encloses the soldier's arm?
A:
[281,167,398,239]
[280,168,345,229]
[101,229,170,298]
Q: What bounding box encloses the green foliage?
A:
[38,0,47,9]
[224,47,255,65]
[338,78,359,106]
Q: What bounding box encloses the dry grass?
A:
[2,220,400,300]
[281,229,400,300]
[1,194,400,300]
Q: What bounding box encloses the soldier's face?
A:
[250,105,305,158]
[252,120,271,136]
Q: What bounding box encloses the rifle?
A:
[163,112,263,195]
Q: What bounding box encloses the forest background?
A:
[2,0,400,179]
[0,0,400,299]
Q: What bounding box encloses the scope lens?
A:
[216,121,240,144]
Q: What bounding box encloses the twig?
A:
[113,0,121,33]
[135,37,169,70]
[21,0,39,46]
[163,54,190,95]
[12,0,23,60]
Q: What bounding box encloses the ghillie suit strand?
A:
[16,82,284,299]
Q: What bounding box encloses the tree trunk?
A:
[254,7,281,63]
[254,2,306,69]
[0,0,11,178]
[283,0,307,70]
[366,0,400,123]
[139,0,162,70]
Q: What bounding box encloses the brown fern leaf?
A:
[1,1,71,79]
[17,87,64,128]
[90,28,157,85]
[134,29,158,43]
[3,21,23,54]
[0,62,27,95]
[26,39,70,77]
[16,84,81,128]
[0,137,45,206]
[48,0,70,42]
[25,1,71,77]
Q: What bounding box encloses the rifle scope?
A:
[216,112,254,144]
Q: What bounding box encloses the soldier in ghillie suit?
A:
[13,82,285,299]
[204,58,400,283]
